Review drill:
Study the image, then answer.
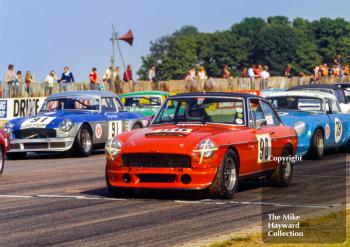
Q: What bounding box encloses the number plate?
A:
[21,117,56,129]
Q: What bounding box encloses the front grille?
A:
[10,143,20,149]
[138,174,176,183]
[122,153,191,168]
[13,129,56,139]
[23,143,48,149]
[50,142,66,148]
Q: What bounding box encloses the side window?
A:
[329,99,340,113]
[115,98,124,111]
[260,100,281,126]
[249,98,265,126]
[101,97,117,112]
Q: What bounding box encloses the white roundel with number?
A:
[334,118,343,143]
[256,134,272,163]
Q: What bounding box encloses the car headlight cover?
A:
[195,139,218,159]
[105,138,122,158]
[294,121,306,136]
[59,119,74,132]
[3,122,13,134]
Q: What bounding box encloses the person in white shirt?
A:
[247,66,255,78]
[260,65,270,89]
[45,71,57,96]
[103,66,113,91]
[148,65,157,82]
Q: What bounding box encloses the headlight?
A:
[59,119,73,132]
[105,138,122,159]
[294,121,306,136]
[3,122,13,134]
[194,139,218,160]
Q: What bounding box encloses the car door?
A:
[247,98,276,173]
[324,98,347,147]
[100,97,123,142]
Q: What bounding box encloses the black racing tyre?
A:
[308,129,324,160]
[132,122,142,130]
[105,166,134,197]
[74,124,93,157]
[6,152,27,160]
[0,146,4,175]
[208,149,239,199]
[268,146,293,187]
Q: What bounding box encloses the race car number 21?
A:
[108,121,122,139]
[256,134,272,163]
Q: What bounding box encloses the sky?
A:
[1,0,350,82]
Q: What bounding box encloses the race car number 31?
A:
[256,134,272,163]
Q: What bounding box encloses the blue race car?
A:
[3,90,147,159]
[266,90,350,159]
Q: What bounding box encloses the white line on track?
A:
[0,194,341,209]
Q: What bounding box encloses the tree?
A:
[138,17,350,79]
[253,25,297,75]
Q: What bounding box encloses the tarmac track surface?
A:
[0,151,348,247]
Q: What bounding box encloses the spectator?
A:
[321,63,329,77]
[58,66,74,92]
[148,65,157,82]
[222,64,230,79]
[334,54,343,76]
[15,71,23,97]
[284,64,292,78]
[44,70,57,96]
[261,65,270,89]
[103,66,113,91]
[123,65,133,82]
[247,65,255,78]
[343,65,349,76]
[89,67,99,90]
[253,65,261,78]
[197,66,207,80]
[189,67,196,81]
[4,64,16,98]
[25,71,35,97]
[241,67,248,78]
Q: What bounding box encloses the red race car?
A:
[0,129,10,176]
[105,92,298,198]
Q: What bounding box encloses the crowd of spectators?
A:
[2,54,350,98]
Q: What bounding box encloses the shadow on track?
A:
[8,149,105,160]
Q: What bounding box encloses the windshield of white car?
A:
[267,96,324,112]
[123,96,162,107]
[152,97,245,125]
[40,97,100,112]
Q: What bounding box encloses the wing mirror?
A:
[256,119,267,130]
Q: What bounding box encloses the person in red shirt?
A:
[123,65,133,82]
[89,67,99,90]
[253,65,261,78]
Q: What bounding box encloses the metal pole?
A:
[115,35,127,80]
[111,23,116,69]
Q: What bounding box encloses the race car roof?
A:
[119,91,170,97]
[172,92,262,99]
[289,84,343,90]
[266,90,338,100]
[47,90,118,99]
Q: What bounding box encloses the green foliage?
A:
[138,17,350,79]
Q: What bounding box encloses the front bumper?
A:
[106,166,218,190]
[8,137,75,152]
